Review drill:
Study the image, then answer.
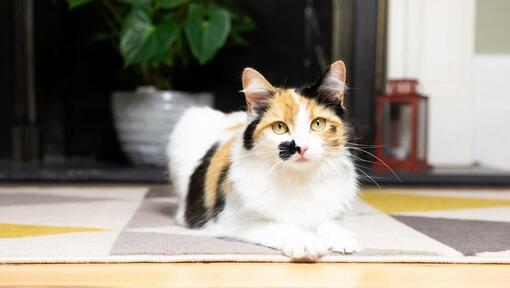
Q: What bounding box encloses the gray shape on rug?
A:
[124,198,176,229]
[352,248,440,257]
[0,193,111,207]
[110,231,280,255]
[145,186,173,198]
[393,215,510,256]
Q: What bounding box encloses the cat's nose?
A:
[296,146,309,156]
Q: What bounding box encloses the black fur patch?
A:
[278,140,297,160]
[243,118,261,150]
[211,163,230,220]
[185,143,219,228]
[242,103,270,150]
[211,193,225,221]
[300,88,345,119]
[299,67,346,119]
[320,96,345,119]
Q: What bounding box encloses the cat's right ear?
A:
[242,68,276,113]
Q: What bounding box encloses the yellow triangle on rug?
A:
[0,223,104,238]
[361,192,510,213]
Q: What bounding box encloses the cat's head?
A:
[241,61,349,170]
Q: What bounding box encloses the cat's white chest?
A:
[229,159,358,228]
[264,184,346,226]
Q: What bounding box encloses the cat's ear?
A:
[242,68,276,113]
[315,60,347,104]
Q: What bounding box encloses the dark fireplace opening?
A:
[2,0,380,183]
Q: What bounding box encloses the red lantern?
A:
[374,79,429,171]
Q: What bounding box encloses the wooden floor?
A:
[1,263,510,288]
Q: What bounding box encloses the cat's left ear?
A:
[242,68,276,114]
[315,60,347,104]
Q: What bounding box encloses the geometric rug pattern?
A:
[1,186,510,263]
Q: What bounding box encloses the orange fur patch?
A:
[252,89,299,141]
[204,138,235,209]
[225,122,245,134]
[304,97,346,148]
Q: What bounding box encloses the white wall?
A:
[473,55,510,170]
[387,0,476,166]
[471,0,510,171]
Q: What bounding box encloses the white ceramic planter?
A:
[112,86,213,167]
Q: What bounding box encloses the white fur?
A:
[168,103,361,260]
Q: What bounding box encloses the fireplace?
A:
[3,0,506,185]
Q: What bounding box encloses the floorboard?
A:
[1,263,510,288]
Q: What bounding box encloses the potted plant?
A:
[67,0,254,166]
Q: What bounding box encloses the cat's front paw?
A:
[281,231,328,261]
[324,233,363,254]
[317,224,363,254]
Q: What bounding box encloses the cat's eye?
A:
[272,121,289,134]
[310,117,326,132]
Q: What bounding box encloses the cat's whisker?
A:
[345,141,385,148]
[351,163,388,179]
[260,155,282,170]
[352,162,374,170]
[263,158,279,170]
[348,153,384,166]
[263,159,283,178]
[353,166,381,188]
[346,147,402,183]
[236,151,278,160]
[319,157,382,188]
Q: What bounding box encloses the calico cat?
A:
[167,61,361,260]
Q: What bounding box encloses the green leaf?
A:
[156,0,188,9]
[120,8,179,65]
[67,0,92,9]
[120,8,152,63]
[148,19,180,64]
[185,3,231,64]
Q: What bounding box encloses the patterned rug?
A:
[1,185,510,263]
